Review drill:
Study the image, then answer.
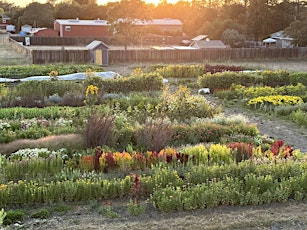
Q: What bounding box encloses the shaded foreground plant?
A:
[136,117,173,152]
[84,114,115,148]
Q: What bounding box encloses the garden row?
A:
[1,63,307,227]
[0,147,306,209]
[200,71,307,127]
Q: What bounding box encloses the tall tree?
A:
[222,28,246,47]
[284,19,307,46]
[107,0,150,49]
[245,0,271,41]
[54,2,81,19]
[20,2,54,28]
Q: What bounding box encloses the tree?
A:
[284,19,307,46]
[54,2,80,19]
[245,0,271,41]
[107,0,150,50]
[222,29,246,47]
[197,19,242,39]
[20,2,54,28]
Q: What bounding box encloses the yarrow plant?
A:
[248,95,303,111]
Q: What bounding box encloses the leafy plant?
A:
[0,208,6,226]
[3,209,25,226]
[31,209,50,219]
[127,199,146,216]
[100,205,118,218]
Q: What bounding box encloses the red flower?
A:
[271,139,284,155]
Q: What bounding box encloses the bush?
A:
[171,122,258,147]
[156,65,204,78]
[30,209,50,219]
[136,118,173,152]
[101,72,163,94]
[9,81,83,107]
[275,102,307,116]
[290,109,307,127]
[0,64,103,78]
[289,72,307,86]
[3,209,25,226]
[204,64,244,73]
[198,72,260,93]
[159,85,221,121]
[261,70,290,86]
[84,114,116,148]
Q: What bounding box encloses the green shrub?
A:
[208,144,233,165]
[0,64,103,78]
[275,102,307,116]
[158,85,221,121]
[127,199,146,216]
[180,144,209,165]
[11,81,83,107]
[288,72,307,86]
[261,70,290,86]
[101,72,163,94]
[198,72,260,92]
[0,106,79,120]
[31,209,50,219]
[290,109,307,127]
[3,209,25,226]
[171,122,258,147]
[156,65,204,78]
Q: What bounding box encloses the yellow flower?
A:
[0,184,7,190]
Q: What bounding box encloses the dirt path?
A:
[205,94,307,153]
[20,199,307,229]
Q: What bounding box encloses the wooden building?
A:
[54,19,111,37]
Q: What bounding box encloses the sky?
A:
[5,0,177,8]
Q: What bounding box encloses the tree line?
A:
[0,0,307,46]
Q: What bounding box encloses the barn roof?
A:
[55,19,109,26]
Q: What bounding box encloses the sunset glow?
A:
[6,0,180,8]
[97,0,180,5]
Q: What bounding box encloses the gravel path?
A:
[205,94,307,153]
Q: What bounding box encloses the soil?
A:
[4,60,307,229]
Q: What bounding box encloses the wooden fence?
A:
[108,48,307,64]
[11,36,111,46]
[10,36,183,46]
[29,47,307,65]
[31,49,90,64]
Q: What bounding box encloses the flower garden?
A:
[0,63,307,226]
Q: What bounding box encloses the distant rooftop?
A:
[55,18,182,26]
[191,35,208,41]
[55,19,109,26]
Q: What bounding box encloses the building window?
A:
[65,26,71,31]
